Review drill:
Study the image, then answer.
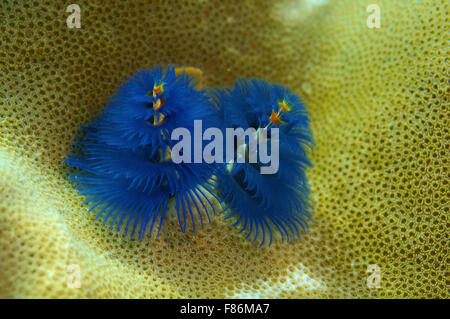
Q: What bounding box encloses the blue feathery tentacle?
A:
[211,78,314,247]
[65,65,220,238]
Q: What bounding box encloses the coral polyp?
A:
[212,78,314,247]
[65,65,219,238]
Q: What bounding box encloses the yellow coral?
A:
[0,0,447,298]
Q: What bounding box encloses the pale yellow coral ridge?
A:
[0,0,447,298]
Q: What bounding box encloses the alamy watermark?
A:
[171,120,280,175]
[67,264,81,288]
[67,4,382,31]
[366,4,381,29]
[66,4,81,29]
[366,264,381,288]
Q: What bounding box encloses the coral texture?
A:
[0,0,447,298]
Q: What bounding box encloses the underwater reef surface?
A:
[0,0,447,298]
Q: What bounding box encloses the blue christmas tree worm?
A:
[65,65,219,238]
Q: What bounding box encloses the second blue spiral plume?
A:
[211,78,314,247]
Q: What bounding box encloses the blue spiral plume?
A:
[210,78,314,247]
[65,65,220,239]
